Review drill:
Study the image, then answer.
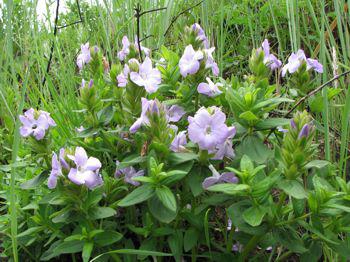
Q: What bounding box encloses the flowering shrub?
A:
[10,23,350,261]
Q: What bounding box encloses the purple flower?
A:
[117,64,130,87]
[277,126,288,133]
[197,77,223,97]
[188,107,230,150]
[290,119,297,129]
[117,36,130,61]
[48,152,62,189]
[76,43,91,70]
[257,39,282,70]
[115,161,144,186]
[130,98,159,133]
[212,126,236,160]
[130,57,162,94]
[192,23,209,48]
[67,147,103,189]
[202,165,238,189]
[282,50,323,76]
[81,79,94,89]
[179,45,203,77]
[19,108,56,140]
[59,148,70,170]
[170,131,187,152]
[134,36,151,57]
[298,124,310,139]
[204,48,219,76]
[166,105,186,122]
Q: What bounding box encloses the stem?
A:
[239,235,261,261]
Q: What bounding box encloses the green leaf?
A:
[168,152,198,165]
[20,171,48,189]
[242,206,266,227]
[239,111,259,121]
[255,118,290,130]
[97,105,114,125]
[305,160,330,169]
[168,230,183,262]
[273,227,307,253]
[183,228,198,252]
[118,184,155,207]
[17,226,44,238]
[118,155,146,169]
[82,242,93,262]
[236,136,272,164]
[277,179,307,199]
[89,207,116,220]
[94,231,123,247]
[52,240,84,256]
[240,154,254,172]
[91,249,172,262]
[207,183,250,195]
[156,186,177,212]
[148,196,177,223]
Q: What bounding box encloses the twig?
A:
[163,0,204,37]
[134,4,143,62]
[140,7,167,16]
[42,0,60,87]
[140,34,154,42]
[285,69,350,117]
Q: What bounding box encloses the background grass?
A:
[0,0,349,260]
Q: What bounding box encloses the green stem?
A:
[239,235,261,261]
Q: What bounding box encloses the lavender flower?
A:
[115,161,144,186]
[81,79,94,89]
[197,77,223,97]
[117,64,130,87]
[19,108,56,140]
[202,165,238,189]
[277,126,288,133]
[188,107,230,150]
[170,131,187,152]
[257,39,282,70]
[192,23,209,48]
[166,105,186,122]
[204,48,219,76]
[212,126,236,160]
[117,36,130,61]
[76,43,91,70]
[48,152,62,189]
[67,147,103,189]
[59,148,70,170]
[298,124,310,139]
[129,98,159,133]
[282,50,323,76]
[130,57,162,94]
[179,45,204,77]
[290,119,297,129]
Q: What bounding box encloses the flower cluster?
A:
[115,161,144,186]
[76,43,92,70]
[282,49,323,76]
[256,39,282,70]
[202,165,238,189]
[19,108,56,140]
[117,36,150,61]
[48,147,103,190]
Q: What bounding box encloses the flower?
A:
[134,36,151,56]
[129,98,160,133]
[202,165,238,189]
[115,161,144,186]
[170,131,187,152]
[298,123,310,139]
[258,39,282,70]
[277,126,288,133]
[59,148,70,170]
[166,105,186,122]
[81,79,93,89]
[76,43,91,70]
[117,64,130,87]
[48,152,62,189]
[179,45,203,77]
[19,108,56,140]
[67,147,103,189]
[188,107,230,150]
[282,49,323,76]
[117,36,131,61]
[212,126,236,160]
[192,23,209,48]
[204,48,219,76]
[130,57,162,94]
[197,77,222,97]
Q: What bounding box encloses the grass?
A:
[0,0,350,259]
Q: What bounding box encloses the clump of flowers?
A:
[117,35,150,61]
[197,77,223,97]
[202,164,238,189]
[76,42,92,70]
[19,108,56,140]
[115,161,144,186]
[282,49,323,76]
[256,39,282,70]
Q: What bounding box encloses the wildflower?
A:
[76,43,91,70]
[212,126,236,160]
[134,36,151,56]
[203,47,219,76]
[179,45,203,77]
[282,50,323,76]
[19,108,56,140]
[81,79,94,89]
[188,107,230,150]
[117,64,130,87]
[202,165,238,189]
[129,98,160,133]
[117,36,131,61]
[59,148,70,170]
[115,161,144,186]
[197,77,223,97]
[166,105,186,122]
[277,126,288,133]
[48,152,62,189]
[298,123,310,139]
[130,57,162,94]
[170,131,187,152]
[192,23,209,48]
[67,147,103,189]
[257,39,282,70]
